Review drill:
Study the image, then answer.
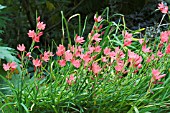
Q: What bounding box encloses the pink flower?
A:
[42,51,54,62]
[75,35,85,44]
[104,47,111,55]
[66,75,75,85]
[123,31,132,46]
[139,39,144,44]
[37,22,46,30]
[160,31,169,43]
[17,44,25,52]
[33,35,40,42]
[42,55,49,62]
[58,59,66,67]
[3,63,10,71]
[124,39,132,46]
[115,60,124,72]
[101,57,107,62]
[142,44,152,53]
[64,50,73,61]
[75,50,81,57]
[3,62,17,71]
[26,52,32,58]
[166,44,170,54]
[128,50,137,59]
[94,14,103,22]
[123,31,132,39]
[28,30,36,38]
[94,46,101,52]
[80,53,91,63]
[88,46,95,54]
[152,69,166,81]
[158,2,168,14]
[77,46,84,52]
[128,50,142,67]
[33,59,42,67]
[56,44,65,56]
[114,47,125,58]
[92,63,101,74]
[68,44,75,52]
[10,62,17,69]
[32,32,43,42]
[71,59,81,68]
[109,51,116,60]
[27,30,43,42]
[157,50,164,58]
[92,33,102,42]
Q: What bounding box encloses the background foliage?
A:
[0,0,163,49]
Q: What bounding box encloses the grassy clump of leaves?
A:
[0,6,170,113]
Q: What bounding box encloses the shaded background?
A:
[0,0,168,49]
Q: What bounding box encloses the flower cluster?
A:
[3,4,169,86]
[3,62,17,72]
[27,16,46,42]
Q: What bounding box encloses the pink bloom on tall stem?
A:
[75,35,85,44]
[26,52,32,58]
[109,51,116,60]
[37,22,46,30]
[42,51,50,62]
[3,63,10,71]
[33,58,42,67]
[88,46,95,54]
[123,31,132,46]
[33,32,43,42]
[94,46,101,52]
[94,14,103,22]
[104,47,111,55]
[128,50,142,68]
[152,69,166,81]
[123,31,132,39]
[158,2,168,14]
[71,59,81,68]
[27,30,43,42]
[58,59,66,67]
[114,47,125,58]
[28,30,36,38]
[92,62,101,74]
[80,53,91,63]
[142,44,152,53]
[92,33,102,42]
[166,44,170,54]
[33,35,40,42]
[124,39,132,46]
[56,44,65,56]
[64,50,73,61]
[17,44,25,52]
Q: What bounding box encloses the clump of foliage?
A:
[0,2,170,113]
